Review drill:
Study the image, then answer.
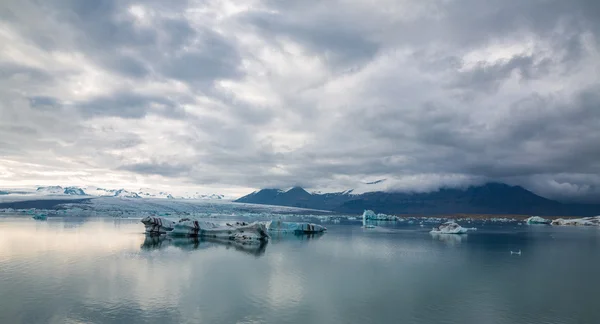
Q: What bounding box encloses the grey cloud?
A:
[119,162,192,177]
[28,96,60,109]
[1,0,600,201]
[242,11,379,68]
[76,93,179,119]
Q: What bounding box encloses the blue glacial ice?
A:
[525,216,551,225]
[265,220,327,233]
[362,210,399,221]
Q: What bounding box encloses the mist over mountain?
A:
[235,183,600,216]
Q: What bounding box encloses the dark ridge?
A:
[0,198,92,210]
[235,182,600,216]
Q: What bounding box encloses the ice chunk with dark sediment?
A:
[265,220,327,233]
[141,216,176,234]
[169,219,269,243]
[525,216,551,225]
[430,221,471,234]
[551,216,600,226]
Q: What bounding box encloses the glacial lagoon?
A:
[1,215,599,324]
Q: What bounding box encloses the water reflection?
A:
[430,233,467,246]
[141,234,268,257]
[270,232,325,242]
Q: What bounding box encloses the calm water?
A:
[1,216,599,324]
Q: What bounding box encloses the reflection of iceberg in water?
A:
[141,234,268,256]
[269,231,325,243]
[430,232,467,245]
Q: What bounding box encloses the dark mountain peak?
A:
[285,187,310,195]
[235,182,600,216]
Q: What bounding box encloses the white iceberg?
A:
[265,220,327,233]
[170,219,269,243]
[430,221,471,234]
[525,216,551,225]
[551,216,600,227]
[141,216,176,234]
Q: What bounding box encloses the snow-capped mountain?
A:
[36,186,66,195]
[0,186,227,200]
[309,179,390,196]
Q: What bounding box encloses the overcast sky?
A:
[1,0,599,200]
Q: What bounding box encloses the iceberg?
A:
[525,216,551,225]
[551,216,600,227]
[430,221,471,234]
[265,220,327,234]
[141,216,176,234]
[32,213,47,220]
[362,210,398,221]
[170,219,269,243]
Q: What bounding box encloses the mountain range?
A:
[0,186,226,200]
[235,183,600,216]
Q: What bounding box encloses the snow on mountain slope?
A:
[309,179,390,195]
[0,185,229,200]
[36,186,65,195]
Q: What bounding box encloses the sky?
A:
[1,0,599,201]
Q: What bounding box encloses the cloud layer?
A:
[1,0,599,200]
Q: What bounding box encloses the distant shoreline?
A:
[0,198,91,210]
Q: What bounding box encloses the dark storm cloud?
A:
[242,10,380,68]
[1,0,600,200]
[76,92,179,119]
[160,30,242,82]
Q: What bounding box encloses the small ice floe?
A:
[525,216,551,225]
[430,221,472,234]
[347,216,357,220]
[510,250,522,255]
[141,216,176,234]
[32,213,47,220]
[170,219,269,243]
[551,216,600,227]
[265,220,327,234]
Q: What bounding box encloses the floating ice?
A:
[430,221,472,234]
[141,217,176,234]
[170,219,269,243]
[551,216,600,227]
[525,216,551,225]
[362,210,398,221]
[32,213,47,220]
[265,220,327,234]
